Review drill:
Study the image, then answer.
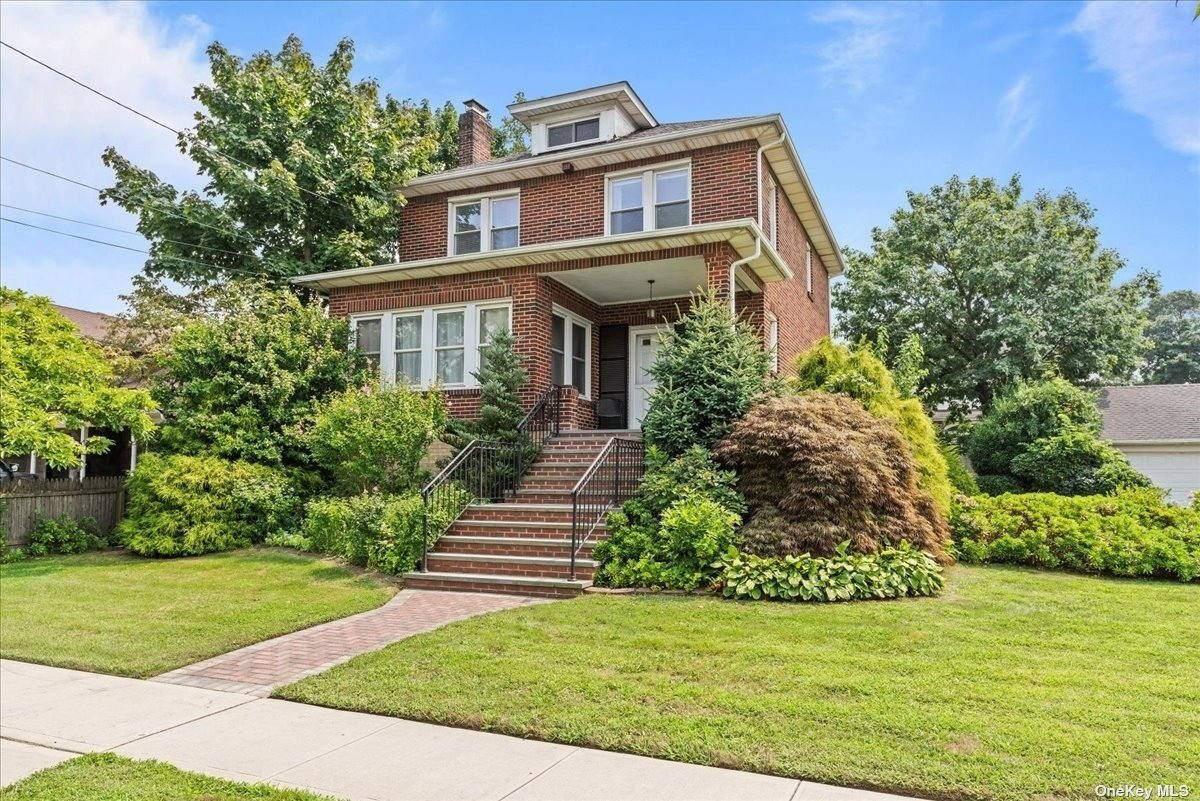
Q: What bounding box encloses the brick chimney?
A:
[458,99,492,167]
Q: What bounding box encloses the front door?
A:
[629,326,663,427]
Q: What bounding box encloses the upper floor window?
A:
[450,194,519,256]
[547,117,600,149]
[606,164,691,236]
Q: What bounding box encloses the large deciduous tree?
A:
[0,288,156,472]
[1141,289,1200,384]
[833,175,1157,413]
[101,36,438,287]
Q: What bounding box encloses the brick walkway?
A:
[152,590,540,696]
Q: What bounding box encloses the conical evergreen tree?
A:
[443,328,527,452]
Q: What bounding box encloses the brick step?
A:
[460,503,576,524]
[553,430,640,442]
[425,552,596,580]
[437,535,595,558]
[517,477,580,491]
[512,488,578,504]
[447,518,606,539]
[522,461,594,478]
[403,571,590,598]
[536,447,608,461]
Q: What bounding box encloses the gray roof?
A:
[428,117,763,178]
[1097,384,1200,442]
[53,304,115,341]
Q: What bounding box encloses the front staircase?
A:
[404,430,641,598]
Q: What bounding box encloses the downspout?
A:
[727,128,787,320]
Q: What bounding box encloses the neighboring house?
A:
[294,82,844,430]
[1098,384,1200,505]
[4,305,138,480]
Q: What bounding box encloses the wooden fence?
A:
[1,477,125,546]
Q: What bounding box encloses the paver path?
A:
[152,589,538,696]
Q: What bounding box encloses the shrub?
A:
[306,384,447,495]
[712,392,951,561]
[153,283,370,468]
[119,453,304,557]
[976,474,1023,496]
[1009,426,1152,496]
[940,441,979,496]
[443,328,528,451]
[299,488,468,574]
[951,489,1200,581]
[716,541,945,602]
[965,378,1101,478]
[641,290,771,457]
[592,446,745,590]
[792,338,951,515]
[27,514,107,556]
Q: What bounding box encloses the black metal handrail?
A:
[569,437,645,580]
[420,384,563,571]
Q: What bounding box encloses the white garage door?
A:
[1119,447,1200,505]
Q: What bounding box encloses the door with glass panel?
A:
[628,326,662,427]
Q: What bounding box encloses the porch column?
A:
[703,247,735,304]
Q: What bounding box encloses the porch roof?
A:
[292,219,789,291]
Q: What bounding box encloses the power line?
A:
[1,155,238,240]
[0,202,247,258]
[0,216,284,283]
[0,39,357,214]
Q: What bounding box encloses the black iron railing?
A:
[420,385,563,571]
[569,437,645,580]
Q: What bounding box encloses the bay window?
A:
[606,164,690,235]
[352,301,512,389]
[450,193,520,255]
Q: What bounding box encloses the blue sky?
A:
[1,0,1197,313]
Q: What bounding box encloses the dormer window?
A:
[547,117,601,149]
[449,193,519,255]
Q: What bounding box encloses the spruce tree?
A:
[443,328,528,452]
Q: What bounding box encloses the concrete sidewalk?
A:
[0,659,923,801]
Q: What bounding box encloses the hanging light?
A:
[647,279,655,319]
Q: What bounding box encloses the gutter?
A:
[728,236,761,320]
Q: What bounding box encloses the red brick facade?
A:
[330,129,831,430]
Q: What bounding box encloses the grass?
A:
[0,753,332,800]
[0,548,394,678]
[276,566,1200,801]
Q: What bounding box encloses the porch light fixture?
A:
[647,279,655,319]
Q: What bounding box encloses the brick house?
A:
[294,82,844,432]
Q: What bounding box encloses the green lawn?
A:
[0,753,332,800]
[277,566,1200,801]
[0,549,394,678]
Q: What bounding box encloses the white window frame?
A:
[550,304,592,399]
[806,242,814,296]
[350,300,513,390]
[447,191,520,256]
[603,160,692,236]
[768,314,779,373]
[545,116,602,151]
[767,174,778,248]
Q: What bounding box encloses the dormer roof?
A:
[508,81,657,130]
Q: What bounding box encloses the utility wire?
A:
[0,39,356,213]
[1,155,239,240]
[0,216,285,283]
[0,202,247,257]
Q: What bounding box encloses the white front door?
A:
[629,326,663,427]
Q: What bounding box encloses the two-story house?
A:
[294,82,844,432]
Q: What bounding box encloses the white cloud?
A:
[998,74,1037,149]
[0,1,210,311]
[1072,0,1200,156]
[810,1,937,95]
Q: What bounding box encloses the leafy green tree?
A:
[443,328,528,452]
[415,98,460,172]
[1142,290,1200,384]
[1008,425,1151,496]
[834,175,1157,413]
[491,92,530,157]
[101,35,439,287]
[0,288,156,473]
[642,291,771,457]
[153,283,369,468]
[306,384,447,496]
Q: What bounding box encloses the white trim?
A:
[550,304,592,399]
[350,300,513,390]
[805,242,813,295]
[768,314,779,373]
[628,325,662,428]
[603,161,692,237]
[508,81,657,129]
[767,173,778,248]
[447,190,521,257]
